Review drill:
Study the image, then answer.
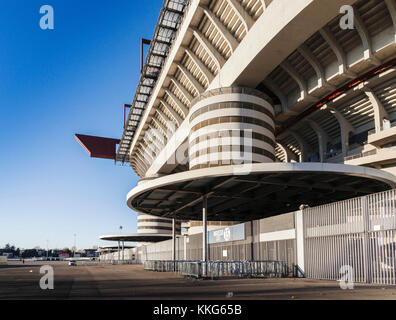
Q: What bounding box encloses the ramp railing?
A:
[143,260,289,279]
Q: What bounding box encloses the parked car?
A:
[68,260,77,266]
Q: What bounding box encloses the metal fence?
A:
[138,189,396,285]
[304,189,396,285]
[144,260,289,279]
[106,260,139,265]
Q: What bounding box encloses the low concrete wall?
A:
[0,256,8,266]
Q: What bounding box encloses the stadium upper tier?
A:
[118,0,396,179]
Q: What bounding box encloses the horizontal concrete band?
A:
[190,109,274,135]
[138,222,181,229]
[189,123,275,143]
[189,130,276,150]
[189,146,276,163]
[137,226,182,231]
[191,116,275,134]
[190,152,274,169]
[190,87,273,108]
[189,102,275,124]
[137,218,180,224]
[189,93,274,117]
[190,161,267,171]
[189,137,275,156]
[259,229,296,242]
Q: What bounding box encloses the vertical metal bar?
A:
[391,229,395,285]
[349,199,359,281]
[345,200,350,272]
[324,205,328,279]
[338,202,344,274]
[363,196,372,283]
[377,193,383,284]
[352,201,357,279]
[375,194,379,284]
[332,204,337,280]
[331,205,335,280]
[385,230,390,285]
[250,221,254,261]
[355,199,361,282]
[172,219,176,271]
[358,198,363,282]
[379,194,385,284]
[202,195,208,263]
[118,241,120,262]
[392,191,395,284]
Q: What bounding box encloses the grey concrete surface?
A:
[1,262,396,300]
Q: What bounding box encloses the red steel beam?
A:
[276,57,396,136]
[75,134,120,160]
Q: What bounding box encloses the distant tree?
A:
[21,249,39,258]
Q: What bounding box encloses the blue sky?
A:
[0,0,163,250]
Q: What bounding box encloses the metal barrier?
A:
[103,260,139,265]
[144,260,289,279]
[304,189,396,285]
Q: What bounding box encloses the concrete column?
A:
[184,236,187,261]
[295,210,305,277]
[122,241,125,262]
[172,219,176,262]
[202,196,208,262]
[118,241,120,262]
[250,221,255,261]
[364,87,390,133]
[188,87,275,170]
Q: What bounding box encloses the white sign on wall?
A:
[208,224,245,244]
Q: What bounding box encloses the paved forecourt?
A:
[1,262,396,300]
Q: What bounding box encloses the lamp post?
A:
[73,234,76,257]
[118,226,123,262]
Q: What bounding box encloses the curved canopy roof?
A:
[127,163,396,221]
[100,233,173,243]
[98,245,136,252]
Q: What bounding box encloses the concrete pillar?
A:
[202,196,208,262]
[295,210,305,277]
[172,219,176,262]
[188,87,275,170]
[364,87,390,133]
[118,241,120,262]
[250,221,255,261]
[184,236,187,261]
[122,241,125,262]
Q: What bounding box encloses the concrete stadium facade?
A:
[137,213,181,235]
[119,0,396,179]
[109,0,396,284]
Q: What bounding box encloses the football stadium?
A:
[77,0,396,285]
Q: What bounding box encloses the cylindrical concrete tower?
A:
[188,87,275,170]
[137,213,181,235]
